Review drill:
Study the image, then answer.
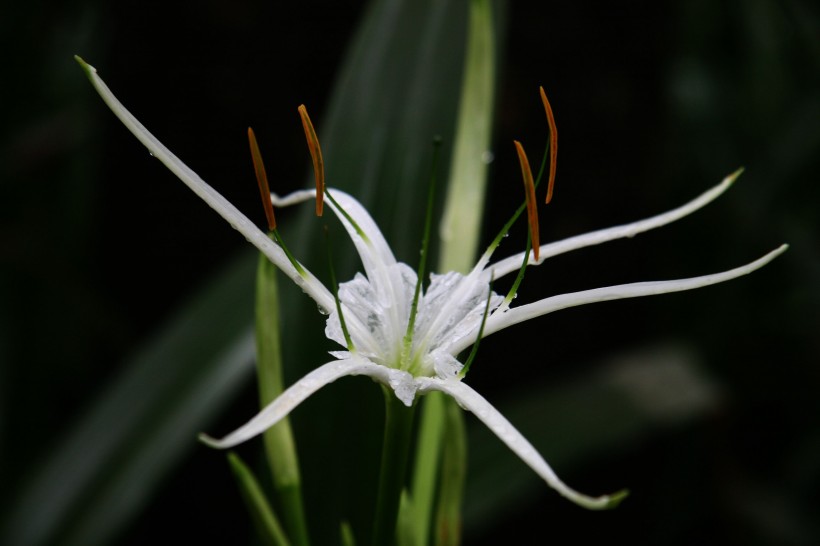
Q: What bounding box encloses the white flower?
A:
[77,57,786,510]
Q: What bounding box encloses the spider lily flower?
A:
[77,57,786,510]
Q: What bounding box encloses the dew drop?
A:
[317,304,330,315]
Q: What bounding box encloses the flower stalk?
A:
[372,388,417,546]
[411,1,497,542]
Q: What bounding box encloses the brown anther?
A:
[514,140,540,262]
[248,127,276,231]
[539,86,558,204]
[298,105,325,216]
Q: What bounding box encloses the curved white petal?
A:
[416,378,627,510]
[77,59,335,312]
[483,171,742,282]
[464,245,788,350]
[272,188,397,272]
[200,357,414,449]
[272,188,408,340]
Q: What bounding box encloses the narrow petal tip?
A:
[724,166,745,186]
[759,243,789,266]
[74,55,95,76]
[603,488,630,509]
[574,488,629,510]
[198,432,224,449]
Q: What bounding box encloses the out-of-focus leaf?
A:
[2,254,258,546]
[228,452,291,546]
[2,0,475,544]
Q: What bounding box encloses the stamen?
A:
[478,91,552,265]
[539,86,558,204]
[248,129,307,278]
[514,140,540,262]
[247,127,276,231]
[298,105,325,217]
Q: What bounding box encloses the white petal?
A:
[469,245,788,349]
[271,188,398,277]
[272,188,409,339]
[430,349,463,380]
[416,378,627,509]
[200,357,409,449]
[77,59,335,312]
[484,171,742,282]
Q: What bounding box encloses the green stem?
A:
[411,0,497,543]
[372,388,417,546]
[408,392,445,546]
[256,250,310,546]
[434,400,467,546]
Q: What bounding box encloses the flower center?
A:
[326,264,502,381]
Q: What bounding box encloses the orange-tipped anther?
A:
[298,104,325,216]
[248,127,276,231]
[539,86,558,204]
[514,140,540,262]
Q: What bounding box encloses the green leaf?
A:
[340,520,357,546]
[228,452,291,546]
[1,254,258,546]
[255,252,309,546]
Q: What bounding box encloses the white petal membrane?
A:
[77,59,336,312]
[416,378,627,509]
[326,264,418,365]
[483,171,740,283]
[413,271,503,361]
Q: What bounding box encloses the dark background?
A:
[2,1,818,544]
